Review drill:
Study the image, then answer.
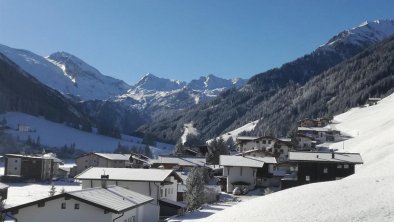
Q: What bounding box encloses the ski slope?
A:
[206,120,259,144]
[192,93,394,222]
[0,112,174,156]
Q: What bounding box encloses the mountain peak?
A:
[134,73,186,91]
[321,19,394,50]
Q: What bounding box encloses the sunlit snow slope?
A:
[197,93,394,222]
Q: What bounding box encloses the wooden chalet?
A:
[281,151,363,189]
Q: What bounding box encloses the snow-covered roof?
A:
[288,152,363,164]
[4,185,153,214]
[220,155,277,168]
[159,198,187,209]
[236,136,259,141]
[154,156,206,167]
[75,167,181,182]
[94,153,131,161]
[298,127,332,132]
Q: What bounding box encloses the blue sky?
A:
[0,0,394,85]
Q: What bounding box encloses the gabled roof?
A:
[94,153,131,161]
[288,151,363,164]
[236,136,260,141]
[219,155,277,168]
[298,127,332,132]
[5,154,55,161]
[3,186,153,214]
[153,156,206,167]
[75,167,182,182]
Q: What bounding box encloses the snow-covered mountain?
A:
[187,74,247,91]
[47,52,131,100]
[320,19,394,52]
[0,44,131,101]
[134,73,186,91]
[118,73,247,113]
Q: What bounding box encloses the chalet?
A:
[73,153,131,176]
[2,185,153,222]
[219,155,277,193]
[183,145,209,157]
[236,136,293,162]
[17,124,32,132]
[129,152,151,168]
[367,97,381,106]
[281,151,363,189]
[297,127,341,143]
[75,167,184,220]
[294,134,316,150]
[150,156,206,170]
[298,118,319,127]
[298,117,332,128]
[3,154,54,181]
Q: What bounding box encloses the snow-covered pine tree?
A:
[185,167,205,211]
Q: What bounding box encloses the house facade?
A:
[281,151,363,189]
[75,167,183,220]
[73,153,131,176]
[220,155,277,193]
[4,154,53,181]
[2,186,153,222]
[236,136,292,162]
[297,127,341,143]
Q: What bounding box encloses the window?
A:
[165,188,167,197]
[344,164,349,169]
[61,203,66,209]
[74,203,79,209]
[323,168,328,173]
[14,159,18,163]
[160,189,163,198]
[268,140,272,144]
[280,149,284,154]
[262,140,266,144]
[14,167,17,170]
[38,202,45,207]
[337,164,342,169]
[240,167,243,176]
[305,176,310,181]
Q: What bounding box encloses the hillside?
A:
[194,88,394,222]
[139,20,394,143]
[0,52,88,126]
[0,112,174,156]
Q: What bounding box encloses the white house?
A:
[219,155,277,193]
[75,167,183,220]
[2,185,153,222]
[297,127,341,143]
[236,136,293,162]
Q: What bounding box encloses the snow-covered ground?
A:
[0,166,81,208]
[184,93,394,222]
[207,120,259,143]
[4,181,82,207]
[0,112,174,156]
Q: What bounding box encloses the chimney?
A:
[101,174,109,189]
[331,152,335,159]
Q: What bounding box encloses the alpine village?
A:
[0,2,394,222]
